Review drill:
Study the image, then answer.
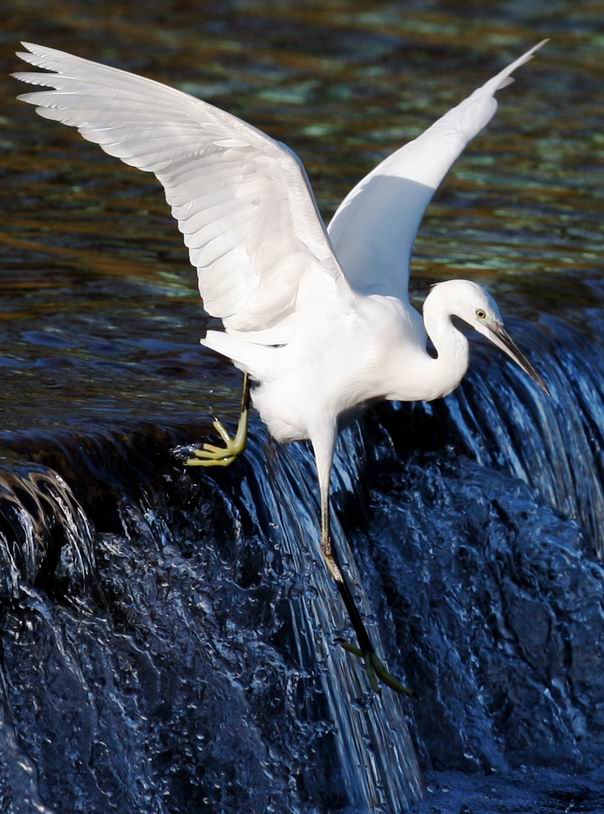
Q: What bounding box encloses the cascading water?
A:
[443,314,604,550]
[245,434,423,811]
[0,427,425,812]
[0,309,603,813]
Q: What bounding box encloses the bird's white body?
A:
[207,288,467,445]
[244,295,421,443]
[14,40,550,693]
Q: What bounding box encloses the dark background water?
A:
[0,1,603,812]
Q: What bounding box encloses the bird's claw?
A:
[211,417,231,445]
[175,412,248,468]
[186,453,238,467]
[341,641,414,697]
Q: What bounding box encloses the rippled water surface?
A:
[1,0,603,434]
[0,1,603,812]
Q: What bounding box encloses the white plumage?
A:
[329,46,541,300]
[14,41,549,693]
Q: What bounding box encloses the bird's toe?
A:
[339,641,413,697]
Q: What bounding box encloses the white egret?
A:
[14,41,549,695]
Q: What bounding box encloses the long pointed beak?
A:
[488,324,551,396]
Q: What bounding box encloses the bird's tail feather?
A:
[201,330,276,379]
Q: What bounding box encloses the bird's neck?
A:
[417,291,470,401]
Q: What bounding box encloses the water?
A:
[445,315,604,552]
[0,0,603,811]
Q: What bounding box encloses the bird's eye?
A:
[475,309,487,320]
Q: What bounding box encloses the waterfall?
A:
[0,310,602,812]
[443,314,604,551]
[242,432,424,811]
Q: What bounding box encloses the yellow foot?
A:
[183,410,248,468]
[341,642,414,697]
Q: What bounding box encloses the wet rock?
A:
[362,451,604,773]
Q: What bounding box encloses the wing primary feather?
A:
[328,41,547,302]
[13,42,352,340]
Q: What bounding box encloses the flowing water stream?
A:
[0,1,603,811]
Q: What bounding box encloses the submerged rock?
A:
[361,448,604,773]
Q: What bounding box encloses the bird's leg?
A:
[319,481,413,697]
[185,373,250,468]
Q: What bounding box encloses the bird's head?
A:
[428,279,550,395]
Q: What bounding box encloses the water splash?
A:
[0,662,57,814]
[0,424,425,812]
[0,465,95,597]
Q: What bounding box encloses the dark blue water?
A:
[1,1,604,811]
[1,311,603,812]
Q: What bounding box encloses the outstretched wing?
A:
[327,41,547,301]
[13,42,351,340]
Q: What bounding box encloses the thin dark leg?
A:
[320,492,413,696]
[320,498,373,654]
[239,372,251,413]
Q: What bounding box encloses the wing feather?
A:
[328,41,547,301]
[14,42,350,336]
